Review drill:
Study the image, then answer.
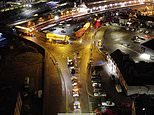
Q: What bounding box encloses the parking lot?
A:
[87,65,132,114]
[44,19,86,38]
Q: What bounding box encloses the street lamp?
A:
[139,53,151,60]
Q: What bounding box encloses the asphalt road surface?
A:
[95,25,154,62]
[7,3,154,115]
[22,26,95,114]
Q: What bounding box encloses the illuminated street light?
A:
[139,53,150,60]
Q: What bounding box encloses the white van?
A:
[115,84,122,93]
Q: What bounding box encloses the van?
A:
[25,77,30,85]
[115,84,122,93]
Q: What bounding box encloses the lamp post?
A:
[152,0,154,15]
[80,0,82,4]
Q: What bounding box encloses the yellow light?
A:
[49,38,52,42]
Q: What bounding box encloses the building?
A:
[141,39,154,53]
[109,49,154,96]
[0,84,22,115]
[14,92,22,115]
[134,94,154,115]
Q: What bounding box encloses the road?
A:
[22,23,136,114]
[47,27,97,113]
[4,1,154,115]
[22,25,96,114]
[94,25,154,62]
[90,26,133,114]
[8,1,148,30]
[34,2,146,31]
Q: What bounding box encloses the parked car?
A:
[72,86,79,92]
[73,91,79,97]
[144,30,150,34]
[67,57,74,67]
[131,36,144,43]
[61,29,66,33]
[94,92,107,97]
[91,70,99,76]
[115,84,122,93]
[121,43,130,47]
[92,82,102,88]
[91,75,101,79]
[74,101,81,109]
[91,77,101,83]
[72,81,78,86]
[101,101,115,107]
[93,88,103,93]
[71,76,78,82]
[72,78,78,85]
[70,66,75,74]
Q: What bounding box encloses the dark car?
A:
[70,67,75,74]
[61,30,66,33]
[91,77,101,83]
[91,75,101,79]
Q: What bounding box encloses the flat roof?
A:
[141,39,154,50]
[44,20,85,36]
[110,49,154,86]
[84,0,126,8]
[138,15,154,22]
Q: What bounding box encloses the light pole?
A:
[152,0,154,15]
[3,0,6,11]
[80,0,82,4]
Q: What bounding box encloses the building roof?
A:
[135,94,154,115]
[110,49,154,86]
[141,39,154,51]
[83,0,127,8]
[138,15,154,22]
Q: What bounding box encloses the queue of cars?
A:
[67,56,81,113]
[131,36,145,44]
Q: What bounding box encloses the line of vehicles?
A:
[67,55,81,113]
